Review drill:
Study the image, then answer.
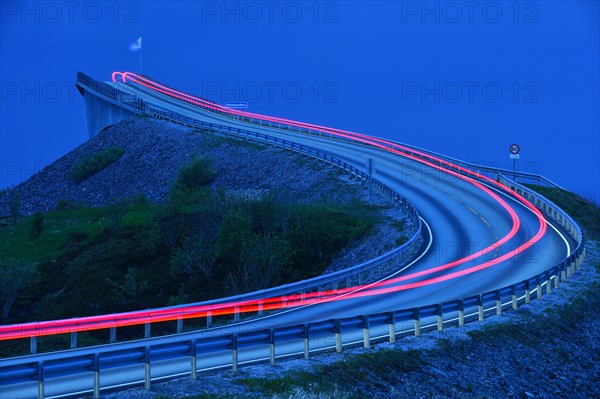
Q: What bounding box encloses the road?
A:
[0,75,576,398]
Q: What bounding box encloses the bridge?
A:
[0,72,584,399]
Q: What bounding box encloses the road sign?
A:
[509,144,520,154]
[510,154,520,160]
[226,101,249,109]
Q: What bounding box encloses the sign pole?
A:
[509,144,521,182]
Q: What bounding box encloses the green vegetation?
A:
[0,156,378,336]
[234,349,423,398]
[69,146,125,183]
[183,186,600,399]
[525,184,600,240]
[173,156,216,192]
[30,212,44,237]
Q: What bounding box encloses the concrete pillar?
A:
[30,336,37,355]
[512,295,518,310]
[144,323,151,338]
[70,332,78,349]
[177,318,183,333]
[110,327,116,343]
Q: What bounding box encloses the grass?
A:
[234,349,423,399]
[70,147,125,183]
[0,204,155,264]
[524,184,600,240]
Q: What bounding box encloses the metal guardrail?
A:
[0,74,585,399]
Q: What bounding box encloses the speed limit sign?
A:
[509,144,520,154]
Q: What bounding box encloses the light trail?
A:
[0,73,548,341]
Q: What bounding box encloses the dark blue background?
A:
[1,1,598,203]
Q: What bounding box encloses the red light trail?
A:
[0,73,548,340]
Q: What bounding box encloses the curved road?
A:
[0,74,576,398]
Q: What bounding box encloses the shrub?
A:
[173,156,216,193]
[30,213,44,237]
[69,230,89,242]
[70,147,125,183]
[54,199,82,211]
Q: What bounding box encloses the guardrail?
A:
[0,74,585,399]
[0,173,584,399]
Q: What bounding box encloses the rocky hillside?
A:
[0,119,369,216]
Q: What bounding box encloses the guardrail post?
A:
[71,332,78,349]
[477,296,484,321]
[207,311,213,327]
[436,305,443,332]
[457,300,465,326]
[37,361,44,399]
[257,301,263,315]
[334,319,343,353]
[413,308,421,337]
[234,306,240,322]
[361,315,371,348]
[143,346,151,390]
[561,264,567,283]
[177,317,183,333]
[511,287,518,310]
[536,276,542,300]
[93,354,100,399]
[190,340,197,380]
[110,327,116,342]
[30,336,37,354]
[145,322,151,338]
[303,324,310,359]
[546,272,552,294]
[524,281,531,304]
[387,312,396,343]
[495,291,502,316]
[269,328,276,366]
[231,334,239,373]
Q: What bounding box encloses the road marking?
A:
[479,181,571,257]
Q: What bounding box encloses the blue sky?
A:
[1,1,598,202]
